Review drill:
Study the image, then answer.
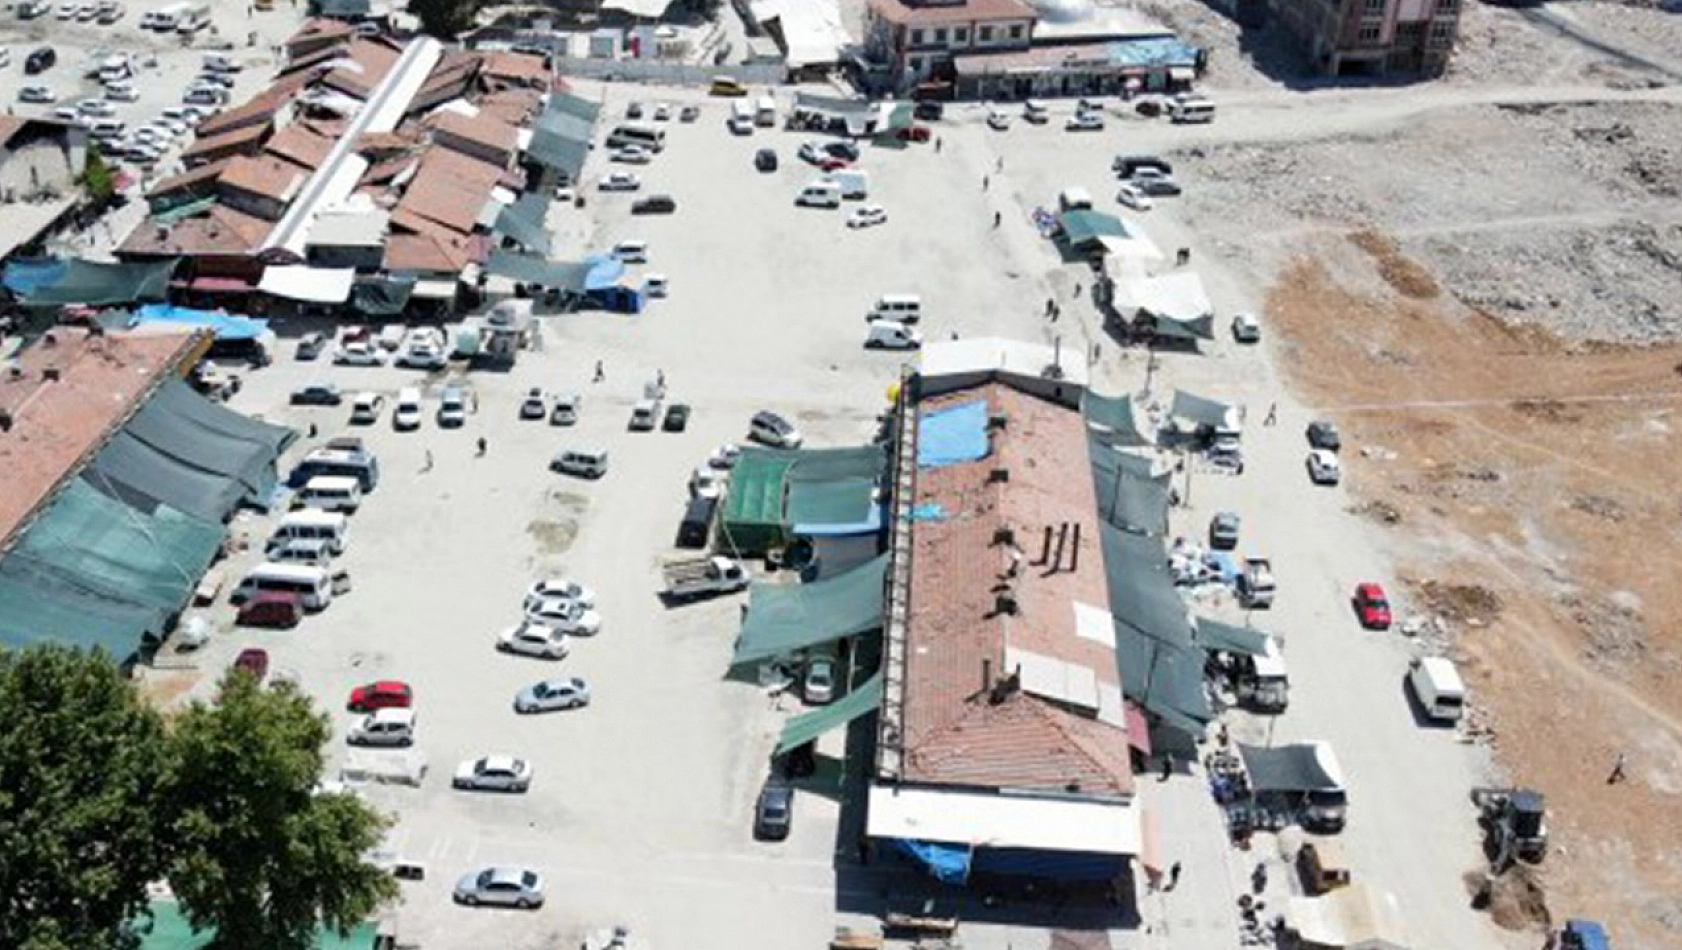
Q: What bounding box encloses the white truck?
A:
[662,556,749,601]
[1236,556,1275,608]
[174,2,210,32]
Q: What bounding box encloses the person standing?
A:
[1608,752,1627,784]
[1168,861,1183,891]
[476,437,487,457]
[423,449,433,472]
[594,360,605,383]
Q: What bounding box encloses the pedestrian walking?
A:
[935,137,943,153]
[1090,342,1100,362]
[594,359,605,383]
[475,437,487,457]
[1159,756,1172,782]
[995,156,1003,172]
[1045,298,1055,316]
[993,211,1002,228]
[656,368,665,389]
[1264,402,1278,426]
[1608,752,1627,784]
[1074,282,1082,298]
[423,449,433,472]
[472,390,480,413]
[1168,861,1183,891]
[983,175,990,191]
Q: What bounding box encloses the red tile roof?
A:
[429,109,518,158]
[474,88,544,127]
[148,158,232,199]
[0,329,203,545]
[902,382,1133,797]
[263,122,335,170]
[218,156,306,204]
[321,38,402,99]
[117,204,273,257]
[391,147,502,234]
[383,225,478,272]
[869,0,1037,25]
[182,121,271,165]
[481,50,548,88]
[195,93,286,140]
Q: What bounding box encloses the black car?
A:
[631,195,676,215]
[913,100,943,121]
[823,141,859,162]
[754,148,778,172]
[754,780,793,841]
[662,403,691,432]
[289,383,343,406]
[25,47,56,75]
[625,101,644,119]
[1113,155,1172,178]
[1306,420,1341,451]
[294,333,326,361]
[1133,178,1183,197]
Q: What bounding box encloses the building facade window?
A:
[1008,23,1024,39]
[934,27,947,42]
[1434,0,1457,13]
[1363,0,1384,13]
[911,28,925,44]
[954,27,969,43]
[1428,20,1454,40]
[1358,22,1381,41]
[979,24,994,40]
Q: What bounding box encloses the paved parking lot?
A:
[170,82,1508,950]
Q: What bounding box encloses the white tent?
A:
[1288,884,1413,950]
[1119,271,1212,323]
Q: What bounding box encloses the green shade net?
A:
[484,249,589,291]
[775,672,883,755]
[1195,617,1270,657]
[22,257,178,307]
[1058,210,1130,248]
[350,278,415,316]
[732,554,888,666]
[720,449,795,556]
[493,192,552,255]
[1083,389,1152,448]
[134,901,378,950]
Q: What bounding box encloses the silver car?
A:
[496,621,571,659]
[514,677,591,713]
[452,755,533,792]
[454,867,544,908]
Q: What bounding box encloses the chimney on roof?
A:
[992,591,1018,617]
[988,412,1008,431]
[988,466,1009,484]
[1068,522,1081,573]
[991,526,1014,547]
[989,667,1020,705]
[42,366,61,382]
[42,332,57,347]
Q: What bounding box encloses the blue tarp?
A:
[132,304,269,342]
[583,254,626,291]
[1104,37,1202,69]
[2,258,68,295]
[917,400,989,467]
[791,501,883,537]
[894,839,972,884]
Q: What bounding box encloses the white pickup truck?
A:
[1236,557,1275,608]
[662,556,749,601]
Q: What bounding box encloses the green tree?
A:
[164,673,397,950]
[0,646,171,950]
[80,148,117,203]
[411,0,475,40]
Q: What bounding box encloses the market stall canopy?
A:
[1239,742,1346,793]
[1090,437,1170,536]
[1170,389,1237,431]
[775,672,883,754]
[19,257,176,308]
[129,304,269,342]
[1195,617,1271,656]
[1287,884,1412,950]
[349,277,415,316]
[484,249,591,291]
[1100,523,1190,646]
[493,192,552,256]
[732,554,888,666]
[868,785,1142,855]
[258,265,355,304]
[1119,271,1214,339]
[1058,210,1163,261]
[1083,389,1153,447]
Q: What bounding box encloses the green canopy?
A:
[526,128,590,180]
[493,192,552,255]
[720,448,796,555]
[484,249,589,290]
[1113,622,1211,734]
[350,278,415,316]
[1084,390,1152,447]
[1196,617,1271,657]
[733,555,888,666]
[547,92,602,123]
[1059,210,1130,249]
[152,196,218,224]
[134,901,377,950]
[22,257,177,308]
[775,672,883,755]
[1170,389,1235,430]
[1089,436,1170,537]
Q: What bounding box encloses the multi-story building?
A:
[1272,0,1461,76]
[864,0,1039,92]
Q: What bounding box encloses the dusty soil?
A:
[1263,238,1682,947]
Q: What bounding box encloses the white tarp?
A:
[866,785,1142,855]
[750,0,850,66]
[339,749,428,787]
[919,337,1092,389]
[1120,271,1212,322]
[1288,884,1412,950]
[258,265,356,303]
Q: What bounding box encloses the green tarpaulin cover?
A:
[733,554,888,666]
[1170,389,1234,430]
[135,901,377,950]
[1196,617,1271,657]
[350,278,414,316]
[720,449,796,555]
[547,92,602,123]
[1059,210,1130,248]
[526,128,590,180]
[1090,436,1171,537]
[1084,390,1152,447]
[775,672,883,755]
[493,192,552,255]
[22,257,177,308]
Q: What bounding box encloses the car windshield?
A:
[521,871,538,887]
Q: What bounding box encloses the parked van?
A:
[295,475,363,513]
[865,319,921,350]
[676,494,718,548]
[392,387,422,431]
[268,510,350,554]
[268,535,336,567]
[290,447,380,491]
[605,124,665,152]
[1407,656,1466,722]
[1058,186,1094,212]
[437,385,467,427]
[629,399,659,431]
[1237,636,1289,713]
[730,100,754,126]
[868,293,922,324]
[231,563,333,610]
[202,52,240,73]
[552,448,609,479]
[709,76,748,97]
[174,2,210,32]
[1170,96,1215,124]
[612,239,648,264]
[832,169,869,200]
[754,95,776,127]
[349,392,385,425]
[143,2,187,28]
[796,180,842,208]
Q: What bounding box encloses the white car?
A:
[454,867,544,909]
[797,141,826,164]
[78,99,115,117]
[599,171,642,192]
[20,86,56,104]
[1116,183,1153,210]
[524,578,596,609]
[611,145,652,164]
[346,708,416,747]
[332,341,386,366]
[514,677,591,713]
[749,410,802,448]
[497,621,571,659]
[56,2,76,17]
[1066,112,1105,131]
[76,2,96,18]
[690,465,726,500]
[53,107,80,124]
[151,117,188,137]
[986,110,1011,131]
[524,598,602,636]
[653,102,671,121]
[708,442,741,470]
[396,340,446,369]
[847,205,888,229]
[104,82,139,102]
[1232,312,1261,343]
[453,755,533,792]
[1307,449,1342,486]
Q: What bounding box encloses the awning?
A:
[1170,389,1236,431]
[1121,272,1213,324]
[2,258,68,295]
[1239,743,1345,793]
[732,554,888,665]
[1125,701,1152,756]
[1100,523,1190,646]
[349,278,415,316]
[1091,438,1171,537]
[1084,390,1152,448]
[120,377,297,501]
[493,192,553,255]
[867,785,1143,855]
[485,249,590,291]
[526,128,590,180]
[258,265,355,304]
[20,258,177,307]
[1195,617,1270,656]
[410,279,458,300]
[774,672,882,755]
[188,276,258,293]
[1287,884,1412,950]
[131,304,268,342]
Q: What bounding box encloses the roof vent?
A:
[42,366,61,382]
[6,362,22,381]
[991,526,1014,547]
[992,592,1018,617]
[988,467,1009,484]
[0,409,12,432]
[988,413,1008,431]
[42,332,57,347]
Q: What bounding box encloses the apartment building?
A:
[864,0,1038,91]
[1272,0,1461,76]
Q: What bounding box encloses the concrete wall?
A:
[550,56,787,86]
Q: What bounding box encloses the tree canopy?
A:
[411,0,475,40]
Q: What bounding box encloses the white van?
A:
[232,563,333,610]
[868,293,922,324]
[865,320,921,350]
[295,475,363,513]
[552,448,609,479]
[1170,96,1215,124]
[796,180,842,208]
[202,52,240,73]
[730,100,754,125]
[754,95,775,127]
[832,169,869,200]
[392,387,423,431]
[1408,656,1466,722]
[612,239,648,264]
[268,510,350,554]
[1241,636,1289,713]
[605,124,665,152]
[268,536,336,567]
[1058,186,1094,212]
[629,399,659,431]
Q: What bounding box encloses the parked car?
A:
[349,392,386,424]
[754,779,793,841]
[347,680,413,712]
[333,341,386,366]
[709,76,748,97]
[232,648,270,681]
[655,101,674,119]
[1232,312,1261,342]
[1133,176,1184,197]
[550,392,581,425]
[1307,449,1342,485]
[611,145,652,164]
[103,82,139,102]
[847,205,888,229]
[689,465,726,500]
[748,410,802,448]
[524,578,597,609]
[797,141,826,165]
[25,46,56,75]
[1066,112,1104,131]
[289,383,342,406]
[1209,511,1241,550]
[453,755,533,792]
[987,110,1011,131]
[625,101,644,119]
[235,593,301,629]
[347,708,416,747]
[77,98,114,117]
[1116,183,1153,210]
[663,403,691,432]
[513,677,591,713]
[19,85,56,103]
[803,656,837,704]
[680,104,700,122]
[295,332,326,360]
[632,194,676,215]
[524,598,602,636]
[1307,420,1341,451]
[497,621,571,659]
[599,171,642,192]
[454,867,544,908]
[708,442,741,469]
[824,141,860,161]
[1354,583,1393,630]
[1114,154,1173,178]
[754,148,778,172]
[816,156,851,173]
[519,387,547,419]
[644,274,668,297]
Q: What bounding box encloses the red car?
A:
[896,125,932,143]
[236,591,302,629]
[233,648,270,682]
[817,157,851,172]
[1354,583,1392,630]
[347,680,414,713]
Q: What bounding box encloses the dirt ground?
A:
[1262,236,1682,946]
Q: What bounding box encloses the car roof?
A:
[369,679,409,692]
[480,754,520,770]
[370,707,415,724]
[485,866,530,885]
[1358,582,1386,597]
